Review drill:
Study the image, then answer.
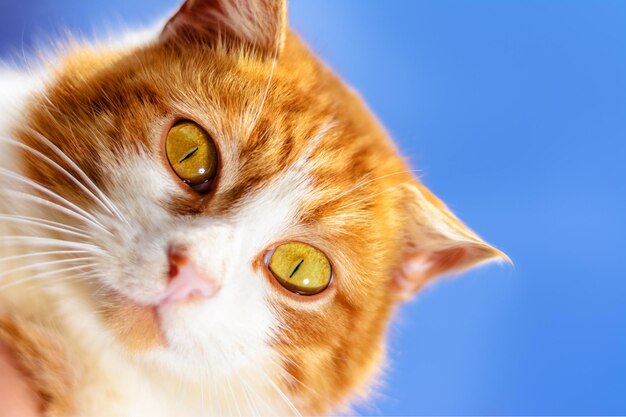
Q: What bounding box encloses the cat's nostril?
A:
[160,263,220,305]
[168,263,179,280]
[161,244,220,304]
[168,244,189,268]
[167,244,186,281]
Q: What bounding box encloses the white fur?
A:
[0,66,45,180]
[0,68,43,135]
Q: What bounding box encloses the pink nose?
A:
[159,245,219,304]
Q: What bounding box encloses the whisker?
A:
[260,365,302,416]
[238,350,303,417]
[0,262,99,292]
[0,136,118,220]
[20,128,129,224]
[0,213,87,234]
[0,214,91,239]
[0,256,97,281]
[37,270,99,289]
[238,378,263,417]
[0,167,105,228]
[1,190,113,235]
[205,350,219,415]
[262,353,323,400]
[226,367,242,416]
[0,235,109,256]
[0,249,91,266]
[227,357,268,417]
[215,346,244,417]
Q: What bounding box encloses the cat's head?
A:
[12,0,505,413]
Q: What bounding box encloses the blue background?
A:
[1,1,625,415]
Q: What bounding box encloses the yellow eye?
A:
[268,242,332,296]
[165,121,218,192]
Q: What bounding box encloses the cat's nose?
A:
[159,244,220,304]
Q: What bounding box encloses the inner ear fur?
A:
[161,0,287,56]
[394,182,508,302]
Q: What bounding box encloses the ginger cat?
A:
[0,0,505,415]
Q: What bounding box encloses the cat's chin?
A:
[138,328,275,384]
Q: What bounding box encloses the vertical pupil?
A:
[290,259,304,278]
[179,147,199,163]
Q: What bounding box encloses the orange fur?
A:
[0,315,75,416]
[99,291,166,352]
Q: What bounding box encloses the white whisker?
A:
[0,249,90,266]
[0,262,99,292]
[0,167,105,228]
[37,270,99,288]
[239,350,302,417]
[0,214,90,239]
[1,190,112,235]
[216,347,243,417]
[0,136,118,220]
[0,235,109,256]
[21,128,129,224]
[0,213,87,234]
[0,256,96,280]
[263,353,322,400]
[228,358,264,417]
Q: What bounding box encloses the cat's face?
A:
[13,0,504,413]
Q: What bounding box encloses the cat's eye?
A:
[267,242,332,296]
[165,120,218,193]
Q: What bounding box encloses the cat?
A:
[0,0,506,415]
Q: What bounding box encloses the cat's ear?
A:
[161,0,287,55]
[394,182,508,301]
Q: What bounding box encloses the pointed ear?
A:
[393,182,509,301]
[161,0,287,55]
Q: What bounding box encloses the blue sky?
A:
[1,1,625,415]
